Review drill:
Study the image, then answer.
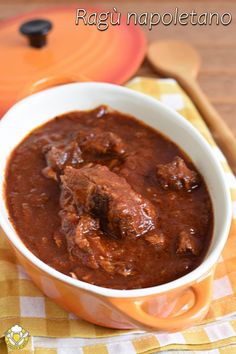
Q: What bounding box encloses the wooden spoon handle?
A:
[176,74,236,174]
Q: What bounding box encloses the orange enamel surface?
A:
[0,6,146,115]
[11,240,213,331]
[109,274,213,331]
[19,74,89,98]
[13,244,135,329]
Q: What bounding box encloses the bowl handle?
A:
[19,74,90,98]
[108,273,213,331]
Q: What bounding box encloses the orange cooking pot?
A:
[0,5,146,116]
[0,82,231,331]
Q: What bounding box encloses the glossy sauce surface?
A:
[5,106,213,289]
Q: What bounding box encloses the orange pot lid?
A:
[0,6,147,116]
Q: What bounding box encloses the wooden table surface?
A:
[1,0,236,137]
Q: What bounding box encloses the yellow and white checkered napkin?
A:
[0,77,236,354]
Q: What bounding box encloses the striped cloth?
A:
[0,77,236,353]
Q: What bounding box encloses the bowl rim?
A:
[0,82,232,298]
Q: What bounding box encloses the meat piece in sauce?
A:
[74,215,99,251]
[77,130,125,156]
[156,156,199,191]
[144,231,166,249]
[61,164,157,239]
[42,141,83,180]
[59,207,136,276]
[177,229,201,256]
[59,191,102,271]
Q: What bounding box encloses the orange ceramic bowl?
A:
[0,83,231,331]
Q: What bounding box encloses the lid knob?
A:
[19,19,53,48]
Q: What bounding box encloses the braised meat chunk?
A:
[42,141,83,180]
[77,130,125,156]
[59,193,137,276]
[59,188,102,271]
[61,164,157,239]
[61,211,137,276]
[156,156,199,191]
[59,164,156,277]
[177,229,201,256]
[144,231,166,249]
